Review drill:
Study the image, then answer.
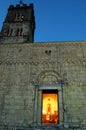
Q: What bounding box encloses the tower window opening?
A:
[20,28,23,36]
[16,28,20,36]
[3,29,9,36]
[14,13,19,21]
[8,28,13,36]
[15,28,23,36]
[14,13,24,22]
[4,28,13,36]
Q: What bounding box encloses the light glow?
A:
[42,93,58,124]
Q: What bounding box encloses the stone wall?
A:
[0,41,86,129]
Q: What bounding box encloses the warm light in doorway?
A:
[42,93,58,124]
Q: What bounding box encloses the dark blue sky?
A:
[0,0,86,42]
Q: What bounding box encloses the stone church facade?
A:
[0,3,86,130]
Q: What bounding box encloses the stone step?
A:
[0,124,64,130]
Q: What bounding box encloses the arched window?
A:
[15,28,23,36]
[45,50,51,60]
[14,13,19,21]
[14,13,24,21]
[20,28,23,36]
[3,29,9,36]
[4,28,13,36]
[8,28,13,36]
[16,28,20,36]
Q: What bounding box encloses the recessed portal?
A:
[42,90,58,124]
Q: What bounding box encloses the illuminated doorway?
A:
[42,90,58,124]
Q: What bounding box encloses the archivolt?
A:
[38,71,61,85]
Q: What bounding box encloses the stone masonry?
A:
[0,41,86,130]
[0,2,86,130]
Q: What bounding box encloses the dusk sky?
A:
[0,0,86,42]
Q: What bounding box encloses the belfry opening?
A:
[42,90,58,124]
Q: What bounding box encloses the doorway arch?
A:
[33,71,64,125]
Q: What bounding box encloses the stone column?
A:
[33,86,38,124]
[37,90,42,124]
[58,89,64,124]
[64,104,69,128]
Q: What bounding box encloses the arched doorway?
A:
[33,71,64,125]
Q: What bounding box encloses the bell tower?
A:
[0,2,35,43]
